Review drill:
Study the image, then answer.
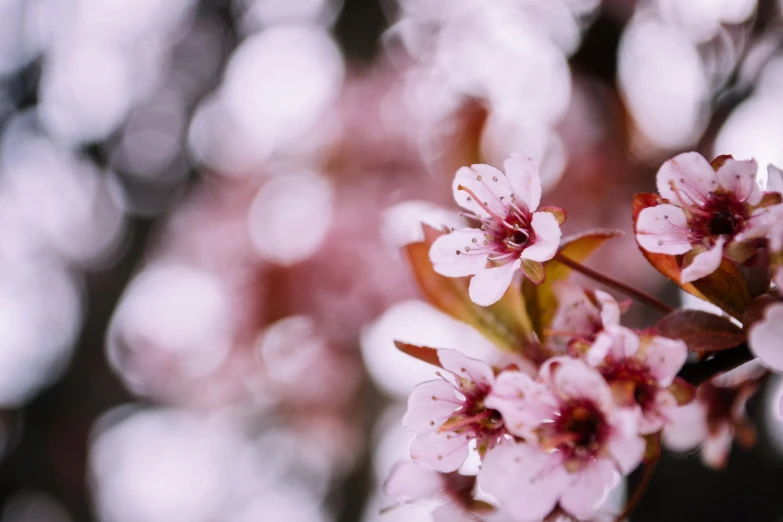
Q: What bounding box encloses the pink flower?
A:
[480,358,644,521]
[586,325,687,434]
[662,378,757,469]
[548,283,621,353]
[749,303,783,372]
[429,154,563,306]
[636,152,772,283]
[384,461,480,522]
[403,349,505,472]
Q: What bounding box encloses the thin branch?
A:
[677,343,754,387]
[554,253,674,314]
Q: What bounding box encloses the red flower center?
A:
[689,191,748,241]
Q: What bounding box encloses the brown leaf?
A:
[404,225,536,353]
[520,259,545,285]
[393,341,443,368]
[656,309,745,352]
[522,229,623,339]
[632,193,751,320]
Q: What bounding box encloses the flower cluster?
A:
[384,152,783,521]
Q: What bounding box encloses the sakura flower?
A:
[663,377,758,469]
[586,325,687,434]
[383,460,481,522]
[430,154,563,306]
[749,303,783,372]
[403,349,505,472]
[548,282,621,353]
[636,152,776,283]
[480,358,645,521]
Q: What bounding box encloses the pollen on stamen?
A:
[476,175,483,181]
[492,176,498,181]
[455,250,461,255]
[471,238,478,243]
[465,246,471,252]
[658,240,663,245]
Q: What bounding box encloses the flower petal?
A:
[656,152,717,207]
[478,442,567,522]
[767,164,783,194]
[430,229,490,278]
[605,411,645,474]
[662,400,709,452]
[403,379,460,433]
[716,158,761,205]
[384,460,446,503]
[551,283,601,347]
[410,430,471,472]
[638,390,677,435]
[503,154,541,211]
[701,423,732,469]
[432,502,475,522]
[542,357,613,408]
[559,459,619,521]
[595,290,621,327]
[453,166,508,218]
[635,204,691,255]
[748,303,783,372]
[642,335,688,386]
[680,237,726,284]
[485,370,559,439]
[522,212,561,262]
[468,260,520,307]
[437,349,495,390]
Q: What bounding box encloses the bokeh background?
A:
[0,0,782,520]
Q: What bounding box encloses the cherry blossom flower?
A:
[663,372,758,469]
[636,152,774,283]
[429,154,563,306]
[383,461,481,522]
[749,303,783,372]
[548,283,621,353]
[403,349,505,472]
[480,358,644,521]
[586,325,687,434]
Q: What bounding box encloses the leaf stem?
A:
[554,253,674,314]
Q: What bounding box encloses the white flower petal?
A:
[636,204,691,255]
[656,152,717,207]
[503,153,541,211]
[430,229,489,277]
[522,212,561,262]
[681,236,726,283]
[468,260,520,307]
[716,158,761,205]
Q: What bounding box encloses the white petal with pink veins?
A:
[452,166,507,218]
[559,459,620,521]
[681,236,726,283]
[468,260,520,307]
[384,460,446,503]
[437,349,494,390]
[636,204,691,254]
[716,158,761,205]
[643,335,688,386]
[430,229,489,278]
[403,380,460,433]
[485,371,559,439]
[503,153,541,211]
[639,390,677,435]
[409,430,471,472]
[478,442,567,522]
[521,212,561,262]
[749,303,783,372]
[551,282,601,342]
[656,152,717,207]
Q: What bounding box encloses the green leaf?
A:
[522,229,623,339]
[520,259,545,285]
[404,225,536,353]
[656,309,745,352]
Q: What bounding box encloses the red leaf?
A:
[394,341,443,368]
[656,309,745,352]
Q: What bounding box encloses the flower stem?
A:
[554,253,674,314]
